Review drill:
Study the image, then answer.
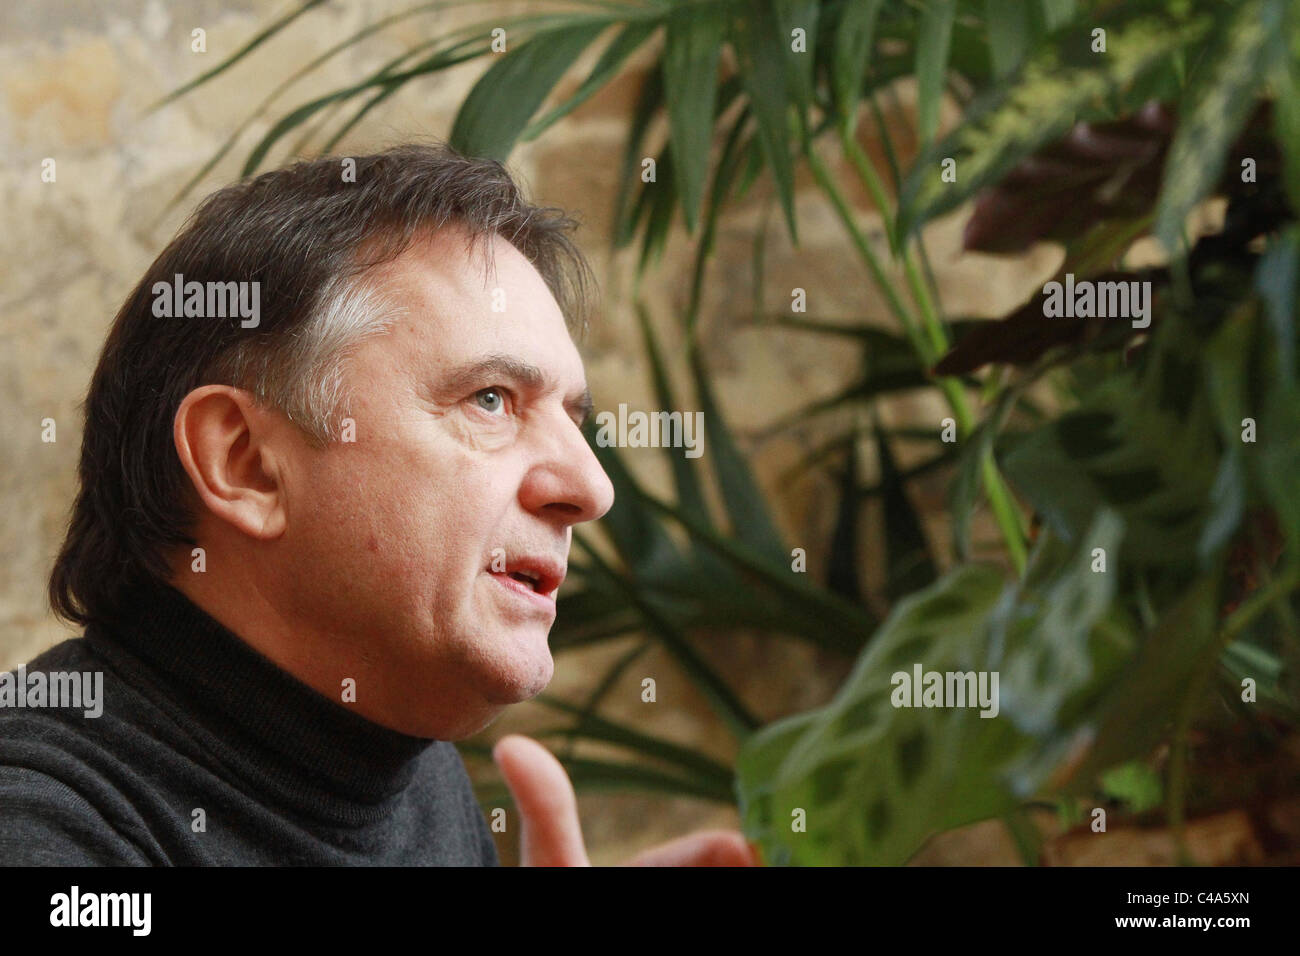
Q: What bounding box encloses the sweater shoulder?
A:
[0,637,164,864]
[0,765,152,865]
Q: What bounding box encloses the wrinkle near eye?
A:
[444,415,493,452]
[448,405,514,452]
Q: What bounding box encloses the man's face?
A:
[267,229,614,739]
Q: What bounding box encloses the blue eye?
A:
[475,388,505,414]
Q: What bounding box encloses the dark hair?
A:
[49,142,593,627]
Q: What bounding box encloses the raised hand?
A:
[492,734,758,867]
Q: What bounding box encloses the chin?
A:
[483,639,554,705]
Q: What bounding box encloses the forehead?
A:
[367,228,585,379]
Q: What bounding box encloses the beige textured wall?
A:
[0,0,1053,863]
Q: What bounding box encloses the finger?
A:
[492,734,590,867]
[626,829,759,867]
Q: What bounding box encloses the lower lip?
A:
[488,572,557,616]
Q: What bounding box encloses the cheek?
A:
[289,409,526,578]
[358,443,519,570]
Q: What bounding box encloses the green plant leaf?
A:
[1099,760,1163,814]
[575,637,653,720]
[875,424,938,601]
[575,534,762,738]
[1061,577,1220,789]
[1275,22,1300,212]
[1154,0,1285,254]
[898,6,1215,239]
[949,421,995,563]
[551,582,643,650]
[636,141,679,273]
[613,68,665,247]
[582,425,681,580]
[831,0,885,128]
[554,755,735,802]
[1198,444,1246,565]
[754,318,952,440]
[768,314,986,345]
[985,0,1031,79]
[1221,637,1299,720]
[686,99,756,331]
[826,425,864,603]
[1255,228,1299,388]
[776,425,953,486]
[164,3,453,209]
[1204,290,1300,551]
[1038,0,1075,32]
[737,563,1008,865]
[450,20,608,160]
[731,0,799,239]
[318,74,411,154]
[755,366,961,440]
[534,695,735,787]
[636,75,747,278]
[638,491,878,648]
[738,511,1129,865]
[915,0,957,147]
[688,345,787,564]
[150,0,331,110]
[1003,313,1221,569]
[776,0,821,113]
[523,17,661,141]
[634,303,711,528]
[661,1,726,232]
[241,35,491,175]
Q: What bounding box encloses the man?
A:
[0,144,753,867]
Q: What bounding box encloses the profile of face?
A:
[234,229,614,740]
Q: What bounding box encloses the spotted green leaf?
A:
[737,509,1128,865]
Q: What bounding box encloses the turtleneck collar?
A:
[84,581,436,827]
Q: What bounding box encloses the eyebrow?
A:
[439,354,594,426]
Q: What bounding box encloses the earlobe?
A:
[173,385,289,541]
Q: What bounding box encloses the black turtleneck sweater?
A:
[0,584,499,866]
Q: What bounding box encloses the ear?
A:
[173,385,290,541]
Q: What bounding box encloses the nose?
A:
[518,410,615,527]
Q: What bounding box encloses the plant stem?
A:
[840,122,899,253]
[816,130,1029,574]
[805,146,921,348]
[904,255,949,357]
[983,449,1028,572]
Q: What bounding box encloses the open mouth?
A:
[505,570,542,592]
[485,556,564,601]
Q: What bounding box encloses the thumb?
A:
[492,734,591,867]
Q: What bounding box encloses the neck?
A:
[165,547,501,740]
[89,578,440,824]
